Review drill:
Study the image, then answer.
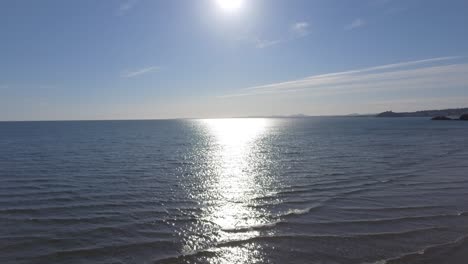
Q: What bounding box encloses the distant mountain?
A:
[376,108,468,118]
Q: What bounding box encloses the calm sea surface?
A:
[1,117,468,264]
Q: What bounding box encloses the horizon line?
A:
[2,106,468,122]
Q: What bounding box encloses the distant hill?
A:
[376,108,468,118]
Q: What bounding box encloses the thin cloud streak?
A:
[219,56,467,98]
[345,18,366,30]
[291,22,310,37]
[242,56,461,91]
[255,38,282,48]
[251,21,310,49]
[117,0,138,16]
[122,66,160,78]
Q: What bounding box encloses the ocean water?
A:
[1,117,468,264]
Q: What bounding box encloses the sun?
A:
[216,0,244,12]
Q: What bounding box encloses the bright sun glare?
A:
[216,0,244,12]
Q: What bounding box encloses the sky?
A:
[1,0,468,120]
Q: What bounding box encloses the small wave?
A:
[0,199,168,214]
[284,207,312,216]
[221,220,282,233]
[339,205,443,212]
[375,234,468,264]
[0,215,115,224]
[281,205,323,217]
[164,223,444,263]
[307,212,466,226]
[27,240,177,264]
[153,226,450,263]
[219,222,446,244]
[213,227,447,249]
[276,181,379,197]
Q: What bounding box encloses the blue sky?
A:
[1,0,468,120]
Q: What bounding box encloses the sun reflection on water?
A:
[202,118,270,228]
[181,118,275,262]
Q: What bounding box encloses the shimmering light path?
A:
[1,118,468,264]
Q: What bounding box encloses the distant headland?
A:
[237,108,468,120]
[376,108,468,120]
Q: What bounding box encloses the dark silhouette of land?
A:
[237,109,468,120]
[376,108,468,119]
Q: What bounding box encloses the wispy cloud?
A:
[122,66,160,78]
[291,22,310,37]
[254,38,282,49]
[345,18,366,30]
[116,0,138,16]
[251,21,310,49]
[220,56,467,98]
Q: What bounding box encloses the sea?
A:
[1,117,468,264]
